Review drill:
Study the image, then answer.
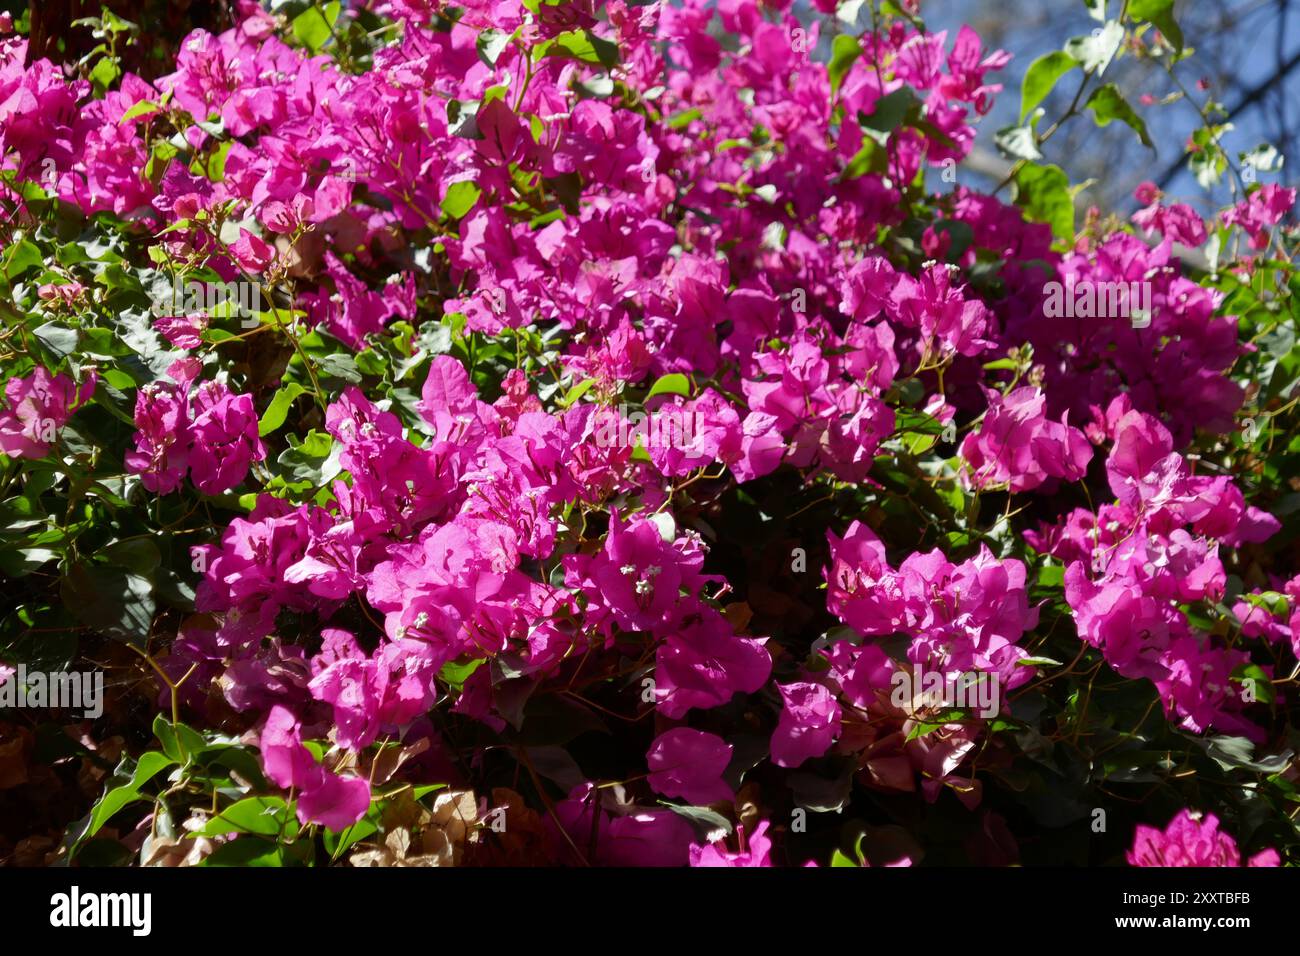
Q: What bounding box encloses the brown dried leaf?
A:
[430,789,479,847]
[721,601,754,634]
[366,737,430,786]
[380,787,430,833]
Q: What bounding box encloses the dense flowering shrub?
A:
[0,0,1296,868]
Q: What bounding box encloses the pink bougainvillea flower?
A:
[825,520,906,636]
[652,610,772,718]
[308,636,441,751]
[229,227,276,272]
[580,516,686,631]
[689,821,773,867]
[549,783,695,866]
[125,378,196,495]
[154,311,209,350]
[1134,181,1161,206]
[1132,197,1208,247]
[0,367,95,459]
[888,262,991,359]
[304,252,416,349]
[646,727,734,805]
[37,281,85,307]
[770,681,841,768]
[960,386,1092,491]
[187,381,267,495]
[259,705,371,831]
[1127,810,1280,867]
[126,362,265,496]
[1221,184,1296,249]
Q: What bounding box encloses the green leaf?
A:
[645,373,691,400]
[666,108,701,130]
[1020,52,1078,122]
[933,220,974,261]
[84,751,175,840]
[195,796,293,838]
[906,708,968,740]
[84,786,145,840]
[0,548,59,577]
[90,56,121,91]
[323,817,378,858]
[102,537,161,575]
[541,29,620,69]
[259,383,308,437]
[1035,564,1065,588]
[1063,19,1123,74]
[201,327,240,345]
[1085,84,1153,148]
[477,28,513,67]
[201,140,233,182]
[201,837,285,867]
[1017,656,1065,667]
[995,124,1042,162]
[33,322,79,359]
[291,2,341,53]
[559,377,596,408]
[3,238,44,279]
[61,562,154,646]
[315,352,362,383]
[438,657,485,691]
[1129,0,1183,51]
[1013,162,1075,241]
[355,348,388,378]
[1200,735,1293,773]
[829,34,862,96]
[830,848,860,867]
[440,180,482,220]
[841,136,888,179]
[152,715,207,765]
[447,99,483,140]
[1232,663,1276,705]
[858,88,917,140]
[277,429,342,486]
[146,139,179,182]
[1189,134,1228,189]
[982,357,1019,371]
[131,750,175,791]
[987,715,1028,734]
[118,100,160,124]
[661,803,732,843]
[79,327,132,358]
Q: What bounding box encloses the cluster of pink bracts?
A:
[1,0,1294,865]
